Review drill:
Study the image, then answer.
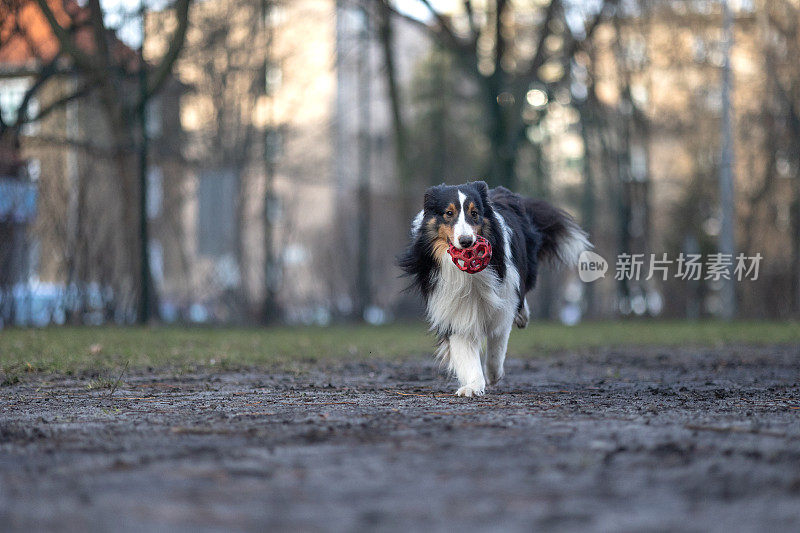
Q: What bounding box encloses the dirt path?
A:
[2,345,800,532]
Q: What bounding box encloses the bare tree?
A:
[28,0,192,321]
[381,0,615,190]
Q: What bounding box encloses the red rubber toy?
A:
[447,236,492,274]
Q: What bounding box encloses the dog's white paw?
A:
[455,383,485,397]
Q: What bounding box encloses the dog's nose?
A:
[458,235,475,248]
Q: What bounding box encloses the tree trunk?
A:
[355,7,372,321]
[377,2,413,223]
[262,130,279,324]
[717,0,737,320]
[484,74,516,189]
[485,0,515,189]
[579,106,597,318]
[100,89,148,322]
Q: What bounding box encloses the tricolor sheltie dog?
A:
[399,181,590,397]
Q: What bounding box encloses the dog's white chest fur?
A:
[427,251,519,339]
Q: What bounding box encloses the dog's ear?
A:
[472,181,489,203]
[423,187,437,212]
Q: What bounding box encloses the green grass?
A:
[1,320,798,377]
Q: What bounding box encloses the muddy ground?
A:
[2,345,800,532]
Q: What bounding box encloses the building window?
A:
[197,169,237,257]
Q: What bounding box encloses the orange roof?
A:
[0,0,137,68]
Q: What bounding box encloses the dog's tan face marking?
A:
[481,218,492,240]
[427,217,453,258]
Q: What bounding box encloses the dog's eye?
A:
[471,211,479,219]
[445,210,454,218]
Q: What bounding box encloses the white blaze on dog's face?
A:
[452,190,476,249]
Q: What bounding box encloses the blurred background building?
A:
[1,0,799,326]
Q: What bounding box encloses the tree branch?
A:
[11,58,58,121]
[463,0,478,40]
[1,80,96,140]
[14,19,46,59]
[493,0,508,79]
[144,0,192,101]
[418,0,470,50]
[86,0,112,66]
[562,0,616,63]
[22,133,118,157]
[0,57,58,137]
[525,0,559,80]
[27,83,96,125]
[378,1,431,34]
[33,0,98,72]
[380,0,473,56]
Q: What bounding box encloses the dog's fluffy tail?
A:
[526,199,591,267]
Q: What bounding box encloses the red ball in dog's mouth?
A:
[447,236,492,274]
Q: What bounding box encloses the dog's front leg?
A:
[449,334,485,397]
[486,322,512,385]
